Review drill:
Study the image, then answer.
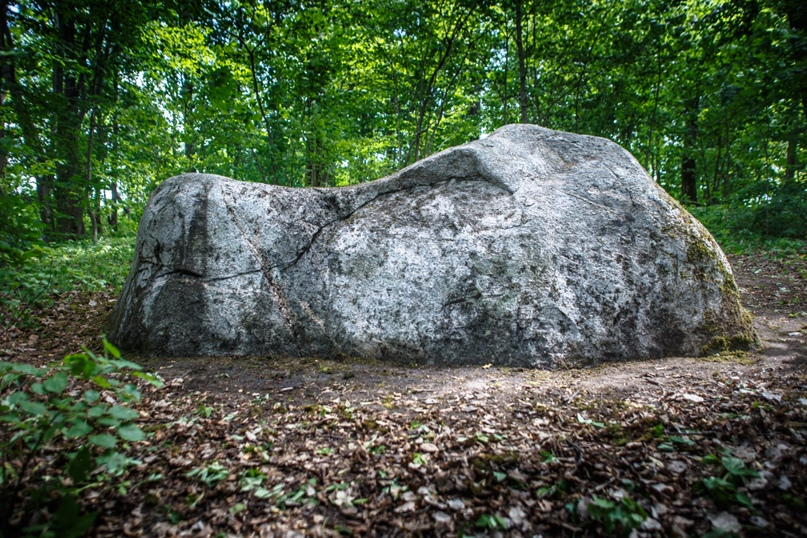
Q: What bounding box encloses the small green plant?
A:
[239,468,267,492]
[586,495,648,536]
[658,435,696,451]
[577,413,605,428]
[196,404,213,418]
[412,452,427,465]
[539,449,557,463]
[694,449,759,509]
[537,478,571,498]
[475,512,509,530]
[0,338,162,537]
[186,461,229,487]
[255,479,317,508]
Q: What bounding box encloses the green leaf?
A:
[87,405,107,418]
[108,406,139,420]
[0,413,22,424]
[97,417,121,427]
[8,391,29,405]
[133,371,164,388]
[90,375,111,389]
[668,435,695,446]
[589,496,616,509]
[539,450,557,463]
[109,358,142,371]
[66,420,92,438]
[67,446,93,483]
[11,363,45,376]
[19,400,47,415]
[118,423,145,442]
[97,451,142,476]
[33,494,98,538]
[88,433,117,448]
[475,513,508,529]
[734,491,755,509]
[103,338,121,358]
[64,354,94,378]
[44,371,69,393]
[721,455,758,479]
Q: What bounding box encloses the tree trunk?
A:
[1,1,53,229]
[52,57,87,237]
[86,108,100,241]
[681,95,699,204]
[782,0,807,119]
[515,0,528,123]
[784,132,798,187]
[183,79,196,172]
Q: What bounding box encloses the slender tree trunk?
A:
[304,97,321,188]
[408,4,477,164]
[1,1,53,229]
[182,79,196,172]
[723,121,732,200]
[86,107,99,241]
[108,73,119,232]
[784,132,798,186]
[645,47,662,176]
[0,89,6,181]
[50,2,110,238]
[681,95,699,204]
[515,0,528,123]
[242,42,277,180]
[502,24,509,125]
[782,0,807,119]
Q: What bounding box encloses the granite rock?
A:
[108,124,754,367]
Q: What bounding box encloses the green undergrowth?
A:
[689,205,806,255]
[0,338,162,537]
[1,235,135,329]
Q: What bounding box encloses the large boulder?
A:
[109,124,754,367]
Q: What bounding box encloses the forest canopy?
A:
[0,0,804,252]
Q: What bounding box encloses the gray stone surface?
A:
[108,124,754,367]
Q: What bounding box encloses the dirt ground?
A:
[1,251,806,537]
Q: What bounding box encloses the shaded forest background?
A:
[0,0,805,258]
[0,2,805,535]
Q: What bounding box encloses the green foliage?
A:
[0,339,162,537]
[475,512,509,530]
[0,192,43,268]
[0,0,804,249]
[586,495,648,536]
[0,235,135,330]
[250,478,317,508]
[186,461,229,488]
[690,205,807,254]
[694,449,759,509]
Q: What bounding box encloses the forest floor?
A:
[2,251,806,537]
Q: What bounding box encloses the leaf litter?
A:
[0,253,805,537]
